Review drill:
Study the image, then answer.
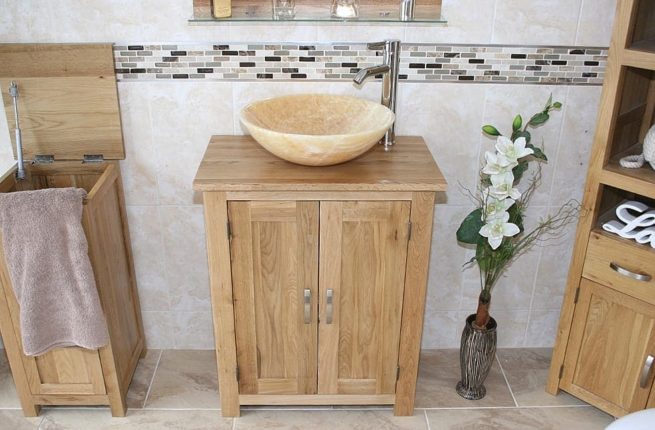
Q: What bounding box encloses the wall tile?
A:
[487,310,529,347]
[532,223,577,311]
[576,0,617,46]
[117,83,159,206]
[421,311,461,349]
[405,0,496,44]
[149,82,234,205]
[173,311,215,349]
[126,206,170,311]
[525,309,561,347]
[141,311,176,349]
[159,205,210,312]
[396,82,487,205]
[492,0,583,45]
[549,85,601,207]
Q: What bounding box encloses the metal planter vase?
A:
[456,313,498,400]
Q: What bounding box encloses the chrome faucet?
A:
[353,39,401,151]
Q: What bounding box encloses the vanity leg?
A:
[394,192,435,416]
[203,192,241,417]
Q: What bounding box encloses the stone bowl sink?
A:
[239,94,395,166]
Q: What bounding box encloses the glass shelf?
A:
[190,1,446,24]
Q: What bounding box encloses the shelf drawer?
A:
[583,231,655,304]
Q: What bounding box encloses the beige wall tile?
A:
[172,311,215,350]
[576,0,618,46]
[396,83,487,205]
[549,86,601,208]
[126,206,170,312]
[421,311,460,349]
[159,205,210,312]
[485,310,529,347]
[149,82,234,206]
[492,0,583,45]
[405,0,496,44]
[117,83,159,206]
[141,311,176,349]
[525,309,561,347]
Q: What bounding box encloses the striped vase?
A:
[456,314,498,400]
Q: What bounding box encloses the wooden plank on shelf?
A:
[622,49,655,70]
[600,163,655,199]
[239,394,395,405]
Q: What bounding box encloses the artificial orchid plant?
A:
[456,96,578,330]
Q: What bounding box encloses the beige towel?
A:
[0,187,108,356]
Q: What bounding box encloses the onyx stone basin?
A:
[239,94,395,166]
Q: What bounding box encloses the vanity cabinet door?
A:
[229,201,319,395]
[561,279,655,416]
[318,201,411,395]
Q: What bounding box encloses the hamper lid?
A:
[0,43,125,161]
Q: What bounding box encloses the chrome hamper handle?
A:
[609,262,652,282]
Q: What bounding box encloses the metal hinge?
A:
[33,155,54,164]
[407,222,412,241]
[226,221,232,240]
[396,366,401,381]
[558,364,564,379]
[573,287,580,304]
[83,154,104,163]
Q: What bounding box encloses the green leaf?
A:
[544,94,553,110]
[552,101,562,109]
[528,112,550,126]
[512,161,529,183]
[513,130,531,144]
[476,241,489,271]
[526,143,548,161]
[482,125,501,136]
[456,208,484,244]
[512,114,522,132]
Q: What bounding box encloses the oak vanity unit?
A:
[194,135,446,417]
[0,44,145,417]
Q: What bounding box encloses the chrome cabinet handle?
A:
[326,289,334,324]
[303,289,311,324]
[640,355,654,388]
[609,262,652,282]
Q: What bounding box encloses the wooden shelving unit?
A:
[547,0,655,418]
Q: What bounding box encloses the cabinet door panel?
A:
[561,279,655,415]
[229,201,319,395]
[318,201,410,395]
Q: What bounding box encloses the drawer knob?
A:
[304,289,311,324]
[609,262,652,282]
[640,355,654,389]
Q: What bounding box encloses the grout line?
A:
[142,349,163,408]
[495,354,519,408]
[573,0,586,46]
[489,0,499,44]
[424,409,432,430]
[232,416,237,430]
[417,404,593,410]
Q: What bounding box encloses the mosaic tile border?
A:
[113,43,608,85]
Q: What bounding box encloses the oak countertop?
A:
[193,135,447,192]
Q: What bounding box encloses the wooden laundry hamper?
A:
[0,44,145,417]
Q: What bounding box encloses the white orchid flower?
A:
[481,150,516,176]
[482,194,516,221]
[489,172,521,200]
[495,136,534,162]
[479,211,520,250]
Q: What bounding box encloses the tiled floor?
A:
[0,348,614,429]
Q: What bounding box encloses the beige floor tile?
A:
[0,410,41,429]
[415,350,515,408]
[497,348,585,407]
[38,409,233,430]
[235,410,427,430]
[426,406,614,429]
[126,349,161,409]
[145,350,219,409]
[0,350,20,409]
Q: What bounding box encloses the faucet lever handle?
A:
[367,41,387,51]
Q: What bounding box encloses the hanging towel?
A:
[0,187,108,356]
